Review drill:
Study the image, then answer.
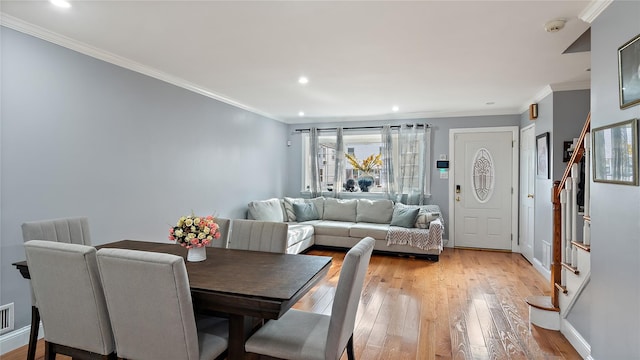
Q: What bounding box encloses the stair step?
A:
[561,262,580,274]
[525,295,560,312]
[571,241,591,252]
[554,283,568,294]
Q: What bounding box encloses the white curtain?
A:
[308,127,321,198]
[381,125,396,200]
[333,127,345,198]
[395,124,432,204]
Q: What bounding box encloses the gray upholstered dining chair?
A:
[244,236,375,360]
[208,217,231,248]
[21,216,92,360]
[96,248,229,360]
[228,219,289,253]
[23,240,116,360]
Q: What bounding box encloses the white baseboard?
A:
[0,323,43,355]
[533,258,551,281]
[561,318,591,359]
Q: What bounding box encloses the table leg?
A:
[27,306,40,360]
[228,314,247,360]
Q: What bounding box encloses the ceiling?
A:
[1,1,597,124]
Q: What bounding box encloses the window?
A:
[303,131,398,194]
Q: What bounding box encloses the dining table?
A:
[13,239,332,360]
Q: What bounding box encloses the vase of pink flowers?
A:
[169,214,221,262]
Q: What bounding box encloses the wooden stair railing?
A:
[551,112,591,308]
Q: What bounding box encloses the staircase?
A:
[526,113,591,332]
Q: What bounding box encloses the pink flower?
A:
[168,235,175,240]
[202,239,211,246]
[214,232,221,239]
[169,228,174,234]
[206,215,213,220]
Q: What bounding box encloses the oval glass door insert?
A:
[472,148,495,203]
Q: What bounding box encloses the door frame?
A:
[448,126,520,251]
[519,123,536,262]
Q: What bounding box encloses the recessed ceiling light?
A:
[298,76,309,85]
[486,102,495,105]
[392,106,399,112]
[50,0,71,8]
[298,111,305,117]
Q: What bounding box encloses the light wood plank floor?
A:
[4,248,580,360]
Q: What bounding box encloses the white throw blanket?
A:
[386,219,443,251]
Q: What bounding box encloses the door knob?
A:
[456,196,461,202]
[527,194,534,198]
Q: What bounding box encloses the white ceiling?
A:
[1,1,598,124]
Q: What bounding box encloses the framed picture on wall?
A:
[618,33,640,109]
[592,118,638,185]
[536,132,550,179]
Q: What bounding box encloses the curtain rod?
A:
[294,123,429,133]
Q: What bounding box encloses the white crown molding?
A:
[0,13,283,123]
[286,107,522,125]
[518,80,591,114]
[579,0,613,24]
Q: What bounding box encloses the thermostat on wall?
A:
[436,160,449,169]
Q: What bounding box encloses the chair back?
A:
[97,248,200,360]
[325,237,375,360]
[22,216,92,306]
[228,219,288,253]
[24,240,114,355]
[22,216,92,245]
[209,217,231,248]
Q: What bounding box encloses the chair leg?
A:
[44,341,55,360]
[27,306,40,360]
[346,334,355,360]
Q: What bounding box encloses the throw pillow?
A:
[293,202,320,222]
[283,197,305,222]
[390,204,420,228]
[414,211,440,229]
[248,198,285,222]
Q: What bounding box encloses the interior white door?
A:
[520,125,535,262]
[454,131,513,250]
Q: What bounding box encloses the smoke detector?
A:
[545,19,566,33]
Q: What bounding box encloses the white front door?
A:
[520,125,536,262]
[453,130,514,250]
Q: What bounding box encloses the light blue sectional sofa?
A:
[247,197,444,261]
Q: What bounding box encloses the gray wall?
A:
[1,27,288,330]
[285,115,521,239]
[590,1,640,358]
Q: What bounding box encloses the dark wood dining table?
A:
[14,240,332,360]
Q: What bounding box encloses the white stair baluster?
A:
[584,132,591,217]
[571,164,579,245]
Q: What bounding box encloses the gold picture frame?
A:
[618,34,640,109]
[592,118,638,185]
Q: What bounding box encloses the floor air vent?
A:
[0,303,14,335]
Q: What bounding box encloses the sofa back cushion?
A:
[248,198,285,222]
[323,198,357,222]
[356,199,393,224]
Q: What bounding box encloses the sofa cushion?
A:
[322,198,357,222]
[248,198,285,222]
[307,197,325,220]
[390,204,419,228]
[349,223,390,240]
[293,202,320,222]
[313,221,355,237]
[356,199,393,224]
[286,224,315,247]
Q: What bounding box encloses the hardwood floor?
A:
[3,248,580,360]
